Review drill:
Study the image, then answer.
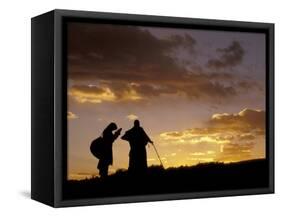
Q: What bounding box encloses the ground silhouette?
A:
[64,159,269,199]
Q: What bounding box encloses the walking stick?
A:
[151,143,164,168]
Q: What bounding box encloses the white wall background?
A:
[0,0,279,215]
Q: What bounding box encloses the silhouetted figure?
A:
[97,122,122,178]
[121,120,153,174]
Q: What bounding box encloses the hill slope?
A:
[64,159,269,199]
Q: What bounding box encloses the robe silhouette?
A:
[121,120,153,174]
[97,122,121,178]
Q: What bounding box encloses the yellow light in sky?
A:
[69,87,116,103]
[69,86,143,103]
[190,136,230,144]
[67,111,78,119]
[122,89,142,101]
[127,114,139,120]
[211,113,230,120]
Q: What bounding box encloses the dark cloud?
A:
[237,80,264,95]
[68,80,238,103]
[68,23,251,103]
[191,82,236,99]
[206,41,245,69]
[68,23,193,82]
[169,34,197,53]
[238,80,253,90]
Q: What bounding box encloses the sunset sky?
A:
[67,22,266,180]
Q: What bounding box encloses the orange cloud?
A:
[67,111,78,120]
[159,127,233,145]
[157,108,265,163]
[209,108,265,133]
[69,85,116,103]
[69,85,142,104]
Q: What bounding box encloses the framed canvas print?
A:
[31,9,274,207]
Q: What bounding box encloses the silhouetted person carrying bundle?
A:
[121,120,153,175]
[97,122,122,178]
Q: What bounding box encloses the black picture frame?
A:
[31,9,274,207]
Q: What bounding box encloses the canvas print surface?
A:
[65,21,267,199]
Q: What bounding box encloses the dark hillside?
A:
[64,159,269,199]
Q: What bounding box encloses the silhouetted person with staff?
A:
[121,120,153,174]
[97,122,122,178]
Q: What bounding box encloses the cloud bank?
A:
[67,23,257,104]
[158,108,265,162]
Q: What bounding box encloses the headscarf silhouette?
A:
[97,122,121,178]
